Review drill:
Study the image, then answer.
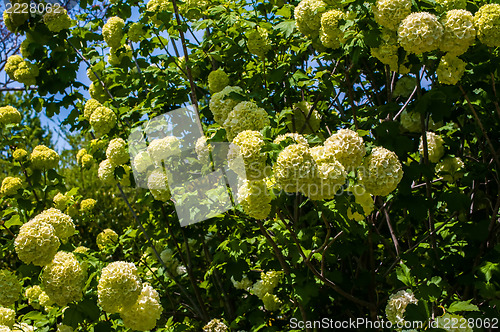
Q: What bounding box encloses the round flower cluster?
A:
[385,289,417,325]
[108,45,132,66]
[89,82,109,103]
[274,143,318,193]
[224,101,270,141]
[400,110,422,133]
[98,159,119,185]
[393,76,416,98]
[120,283,163,331]
[80,198,97,212]
[76,148,93,168]
[146,0,172,26]
[246,27,271,58]
[195,136,212,163]
[43,7,72,32]
[209,86,244,125]
[32,208,75,241]
[373,0,411,30]
[73,246,90,254]
[0,270,21,306]
[3,1,29,32]
[0,106,21,126]
[5,56,39,86]
[319,10,345,49]
[96,229,119,250]
[440,10,476,56]
[231,275,253,290]
[180,0,209,20]
[359,147,404,196]
[294,0,327,38]
[230,130,267,180]
[307,146,347,200]
[419,132,445,163]
[347,185,374,220]
[436,156,464,183]
[370,30,409,74]
[25,285,42,309]
[97,261,142,313]
[397,12,443,54]
[90,106,117,137]
[38,291,53,308]
[41,251,86,306]
[251,270,281,301]
[324,129,365,171]
[147,169,171,201]
[274,133,309,147]
[30,145,59,169]
[128,22,144,42]
[203,319,228,332]
[14,218,60,266]
[262,293,282,311]
[13,149,27,161]
[435,0,466,12]
[1,177,22,196]
[53,192,69,211]
[83,99,101,120]
[285,101,321,134]
[437,55,466,85]
[0,307,15,328]
[132,151,153,173]
[102,17,125,48]
[208,69,230,94]
[106,138,129,166]
[475,4,500,48]
[237,179,272,219]
[147,136,181,165]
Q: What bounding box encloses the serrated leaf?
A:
[275,20,296,38]
[447,300,479,313]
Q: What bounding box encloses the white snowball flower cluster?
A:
[440,10,476,56]
[0,306,15,328]
[224,101,270,141]
[203,319,228,332]
[0,270,21,306]
[120,283,163,331]
[147,169,171,201]
[435,0,466,12]
[102,16,125,48]
[14,219,60,266]
[106,138,129,166]
[320,10,345,49]
[475,4,500,48]
[30,145,60,169]
[1,177,23,196]
[373,0,411,30]
[31,208,75,241]
[324,129,365,171]
[237,179,272,219]
[385,290,418,325]
[308,145,347,200]
[147,136,181,165]
[231,275,253,290]
[41,251,87,306]
[294,0,327,38]
[273,133,309,147]
[229,130,267,180]
[96,229,119,250]
[246,27,271,58]
[273,143,318,194]
[398,12,443,54]
[89,106,117,137]
[419,132,445,163]
[97,261,142,314]
[359,147,404,196]
[132,151,153,173]
[209,86,244,125]
[98,159,116,185]
[251,271,282,311]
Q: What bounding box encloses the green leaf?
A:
[275,20,296,38]
[479,261,499,282]
[447,300,479,313]
[396,262,416,286]
[4,214,22,228]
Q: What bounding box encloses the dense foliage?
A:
[1,0,499,331]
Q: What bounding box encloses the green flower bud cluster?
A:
[370,30,410,74]
[208,69,230,94]
[436,156,464,183]
[89,82,109,103]
[319,9,345,49]
[294,0,327,39]
[43,7,72,33]
[346,185,374,221]
[80,198,97,213]
[209,86,243,125]
[224,101,270,141]
[96,229,119,250]
[285,101,321,134]
[251,271,282,311]
[419,131,445,163]
[0,177,23,196]
[24,285,42,309]
[475,4,500,48]
[0,270,21,306]
[41,251,87,306]
[13,149,27,161]
[436,55,466,85]
[359,147,404,196]
[435,0,466,12]
[2,1,29,32]
[5,55,39,86]
[53,192,69,211]
[98,160,130,186]
[108,45,132,66]
[0,106,21,126]
[128,22,144,42]
[180,0,210,20]
[246,27,271,58]
[102,17,125,48]
[237,179,272,219]
[231,275,253,290]
[146,0,173,27]
[393,76,416,98]
[76,148,94,168]
[30,145,59,169]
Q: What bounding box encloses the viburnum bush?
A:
[0,0,499,331]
